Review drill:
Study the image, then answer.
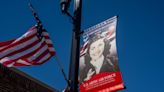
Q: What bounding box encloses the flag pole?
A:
[60,0,82,91]
[54,56,70,87]
[28,2,42,25]
[28,1,71,88]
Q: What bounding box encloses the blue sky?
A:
[0,0,164,92]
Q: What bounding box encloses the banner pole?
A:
[68,0,82,92]
[60,0,82,91]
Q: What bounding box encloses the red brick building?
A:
[0,64,59,92]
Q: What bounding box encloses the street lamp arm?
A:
[60,0,71,14]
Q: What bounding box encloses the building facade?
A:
[0,64,59,92]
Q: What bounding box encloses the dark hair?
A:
[84,34,111,65]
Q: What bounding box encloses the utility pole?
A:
[60,0,82,92]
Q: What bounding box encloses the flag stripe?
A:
[0,39,15,48]
[38,53,51,63]
[34,54,52,65]
[0,36,38,58]
[45,39,53,44]
[0,31,37,52]
[1,39,44,61]
[0,25,55,67]
[0,40,46,64]
[28,44,49,61]
[32,49,49,63]
[0,39,40,60]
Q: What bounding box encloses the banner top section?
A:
[83,16,117,38]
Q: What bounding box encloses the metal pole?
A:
[68,0,82,91]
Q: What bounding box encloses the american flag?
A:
[0,25,55,67]
[80,41,88,57]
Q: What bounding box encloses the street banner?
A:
[80,16,124,92]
